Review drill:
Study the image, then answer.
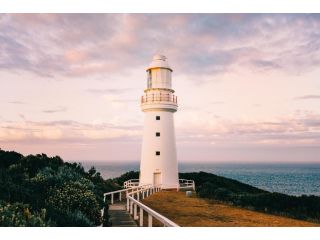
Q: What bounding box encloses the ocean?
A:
[81,161,320,196]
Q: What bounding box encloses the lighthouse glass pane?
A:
[156,151,160,156]
[156,132,160,137]
[156,116,160,120]
[147,70,152,88]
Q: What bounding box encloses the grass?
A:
[141,191,320,227]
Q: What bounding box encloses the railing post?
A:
[148,213,152,227]
[137,192,140,201]
[140,208,143,227]
[142,191,145,199]
[130,200,133,214]
[103,195,106,202]
[119,192,122,201]
[134,203,138,220]
[127,198,130,212]
[111,194,114,204]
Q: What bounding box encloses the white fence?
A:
[103,184,151,204]
[123,179,195,191]
[123,179,139,188]
[179,179,195,191]
[104,178,195,227]
[126,185,179,227]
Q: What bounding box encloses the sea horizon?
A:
[79,161,320,197]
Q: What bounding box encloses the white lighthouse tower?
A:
[139,55,179,189]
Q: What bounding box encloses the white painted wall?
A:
[139,110,179,189]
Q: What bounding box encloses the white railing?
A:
[103,178,195,227]
[103,184,152,204]
[126,185,179,227]
[179,179,195,191]
[124,179,195,191]
[123,179,140,188]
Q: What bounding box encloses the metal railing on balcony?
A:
[141,93,177,104]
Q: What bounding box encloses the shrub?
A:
[0,201,55,227]
[102,202,111,227]
[46,181,101,226]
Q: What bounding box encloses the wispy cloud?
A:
[42,107,67,114]
[250,59,282,70]
[176,111,320,147]
[1,14,320,79]
[0,119,141,142]
[8,101,25,104]
[294,95,320,100]
[211,101,224,105]
[86,88,133,95]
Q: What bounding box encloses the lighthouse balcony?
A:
[141,93,178,112]
[141,93,177,104]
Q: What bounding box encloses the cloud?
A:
[211,101,224,105]
[8,101,25,104]
[42,107,67,114]
[250,60,282,70]
[1,14,320,79]
[176,111,320,147]
[294,95,320,100]
[0,119,141,142]
[86,88,133,95]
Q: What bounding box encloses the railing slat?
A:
[148,213,152,227]
[134,203,138,220]
[140,208,143,227]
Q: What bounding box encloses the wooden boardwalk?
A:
[108,203,137,227]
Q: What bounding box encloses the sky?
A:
[0,13,320,163]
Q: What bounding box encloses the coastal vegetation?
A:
[1,149,319,226]
[0,149,119,226]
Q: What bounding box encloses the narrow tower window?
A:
[156,151,160,156]
[156,116,160,120]
[156,132,160,137]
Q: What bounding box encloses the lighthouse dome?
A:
[146,54,172,71]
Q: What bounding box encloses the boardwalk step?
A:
[109,204,137,227]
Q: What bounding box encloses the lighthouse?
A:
[139,55,179,189]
